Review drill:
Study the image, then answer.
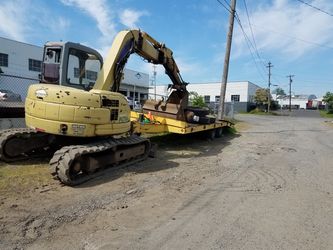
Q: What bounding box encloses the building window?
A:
[204,95,210,103]
[29,59,42,72]
[215,96,220,102]
[74,67,81,78]
[0,53,8,67]
[86,70,97,81]
[73,68,97,81]
[231,95,240,102]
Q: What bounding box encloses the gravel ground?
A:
[0,111,332,250]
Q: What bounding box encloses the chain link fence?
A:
[0,74,38,129]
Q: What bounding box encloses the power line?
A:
[287,75,295,111]
[295,0,333,17]
[239,1,284,88]
[217,0,285,87]
[242,0,260,62]
[241,0,274,84]
[267,62,273,112]
[234,12,268,81]
[216,0,267,84]
[216,0,232,14]
[252,24,333,50]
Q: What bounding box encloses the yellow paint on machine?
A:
[130,111,233,135]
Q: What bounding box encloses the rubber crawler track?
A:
[0,128,49,162]
[50,135,151,186]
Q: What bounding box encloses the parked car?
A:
[0,89,22,102]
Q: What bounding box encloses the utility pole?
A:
[266,62,273,113]
[218,0,237,120]
[152,65,157,100]
[287,75,295,112]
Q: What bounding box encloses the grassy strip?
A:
[0,164,51,195]
[248,109,280,116]
[319,110,333,118]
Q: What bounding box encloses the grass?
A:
[0,163,51,195]
[248,109,280,116]
[319,110,333,118]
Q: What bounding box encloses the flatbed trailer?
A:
[130,111,233,137]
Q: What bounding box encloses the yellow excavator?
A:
[0,30,192,185]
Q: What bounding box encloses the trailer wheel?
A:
[207,129,216,140]
[215,127,223,138]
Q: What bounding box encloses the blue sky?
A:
[0,0,332,97]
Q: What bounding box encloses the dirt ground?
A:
[1,111,333,250]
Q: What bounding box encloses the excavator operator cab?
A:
[41,42,103,91]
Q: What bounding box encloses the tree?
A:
[189,91,206,108]
[272,87,286,96]
[323,91,333,113]
[254,88,271,111]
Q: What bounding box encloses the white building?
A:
[0,37,149,101]
[119,69,149,103]
[150,81,261,112]
[272,94,317,109]
[0,37,43,100]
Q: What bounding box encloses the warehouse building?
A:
[0,37,42,100]
[273,94,320,110]
[150,81,261,113]
[0,37,149,102]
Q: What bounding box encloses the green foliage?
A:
[272,87,286,95]
[323,92,333,113]
[189,91,207,108]
[249,108,279,116]
[254,88,270,104]
[319,110,333,118]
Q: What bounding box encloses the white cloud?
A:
[60,0,116,49]
[233,0,333,59]
[0,0,29,41]
[119,9,149,28]
[57,17,71,31]
[125,53,203,84]
[145,56,204,84]
[0,0,71,43]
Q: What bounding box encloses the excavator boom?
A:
[93,30,187,93]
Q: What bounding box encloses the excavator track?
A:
[0,128,59,162]
[50,135,151,186]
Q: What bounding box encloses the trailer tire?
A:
[207,129,216,140]
[215,127,223,138]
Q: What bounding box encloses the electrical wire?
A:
[242,0,261,63]
[241,0,277,86]
[295,0,333,17]
[234,12,268,83]
[216,0,268,85]
[252,24,333,50]
[216,0,232,14]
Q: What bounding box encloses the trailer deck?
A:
[131,111,233,135]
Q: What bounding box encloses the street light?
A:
[134,72,142,103]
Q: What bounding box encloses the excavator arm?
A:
[93,29,188,93]
[92,29,189,120]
